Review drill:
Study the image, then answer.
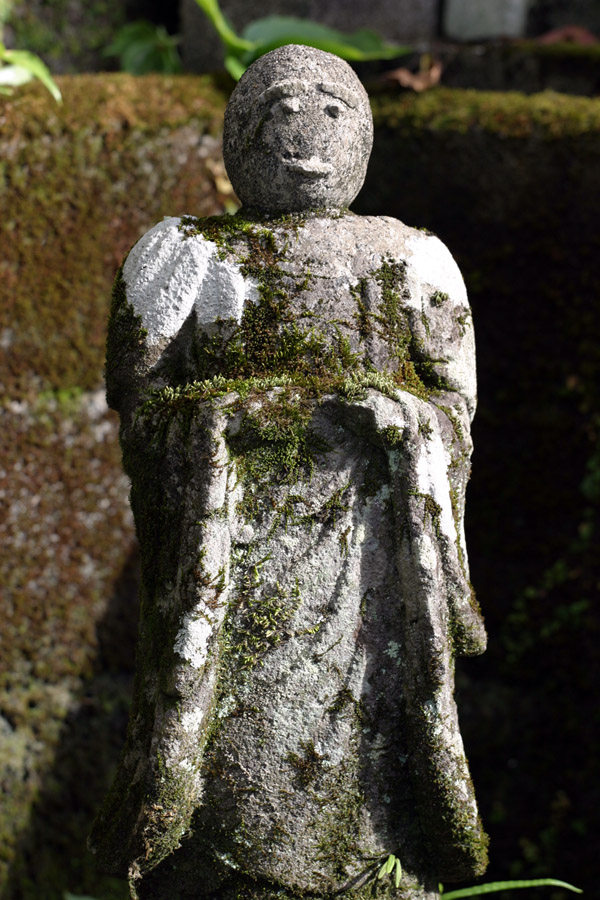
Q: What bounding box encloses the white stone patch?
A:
[368,732,389,762]
[413,533,437,573]
[199,518,230,579]
[195,254,258,325]
[202,438,230,513]
[406,232,468,306]
[217,694,238,720]
[415,437,456,542]
[123,216,257,346]
[181,707,206,733]
[174,611,215,669]
[236,523,255,544]
[124,218,209,344]
[366,482,391,506]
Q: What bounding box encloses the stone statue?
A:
[91,44,488,900]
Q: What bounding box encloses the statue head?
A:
[223,44,374,214]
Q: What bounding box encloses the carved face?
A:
[223,45,374,214]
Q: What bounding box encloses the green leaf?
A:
[191,0,410,80]
[224,53,247,81]
[194,0,253,53]
[384,854,396,875]
[104,21,157,55]
[345,27,392,53]
[241,16,409,61]
[394,857,402,888]
[377,858,390,879]
[1,48,61,101]
[442,879,583,900]
[104,21,182,74]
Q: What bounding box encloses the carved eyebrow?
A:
[317,81,359,109]
[258,80,306,104]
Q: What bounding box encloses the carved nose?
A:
[280,97,301,114]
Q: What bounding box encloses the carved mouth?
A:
[283,156,333,178]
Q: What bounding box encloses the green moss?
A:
[301,483,352,529]
[455,309,472,337]
[175,214,365,384]
[418,419,434,440]
[436,404,465,442]
[381,425,404,448]
[371,86,600,140]
[430,291,449,307]
[351,278,373,339]
[411,491,443,538]
[409,704,490,880]
[374,258,411,361]
[0,381,137,899]
[314,758,365,879]
[105,263,147,409]
[227,390,329,490]
[287,740,324,787]
[5,0,126,72]
[223,570,302,671]
[179,212,278,258]
[1,73,227,401]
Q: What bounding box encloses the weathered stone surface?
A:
[181,0,438,74]
[91,47,487,899]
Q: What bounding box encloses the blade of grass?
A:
[442,879,583,899]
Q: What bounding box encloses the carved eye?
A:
[325,103,342,119]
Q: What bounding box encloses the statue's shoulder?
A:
[354,215,469,309]
[123,215,215,291]
[120,216,250,347]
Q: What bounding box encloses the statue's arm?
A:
[100,217,255,876]
[404,228,477,420]
[105,216,252,418]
